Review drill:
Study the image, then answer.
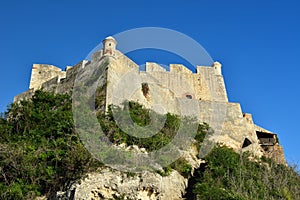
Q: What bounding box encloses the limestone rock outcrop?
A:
[60,168,186,200]
[55,144,203,200]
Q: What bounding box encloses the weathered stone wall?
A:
[29,64,66,90]
[104,56,228,113]
[18,51,229,111]
[101,53,269,159]
[196,65,228,102]
[106,53,140,111]
[262,144,286,164]
[196,101,263,157]
[56,60,89,94]
[145,62,167,72]
[27,60,89,95]
[41,76,59,93]
[13,89,35,102]
[14,40,285,164]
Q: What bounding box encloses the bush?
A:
[193,146,300,200]
[0,92,208,198]
[0,90,102,199]
[98,101,208,153]
[170,157,192,178]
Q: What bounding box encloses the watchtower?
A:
[213,61,222,75]
[102,36,117,56]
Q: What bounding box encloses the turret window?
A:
[186,95,192,99]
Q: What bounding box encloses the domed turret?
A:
[212,61,222,75]
[102,36,117,56]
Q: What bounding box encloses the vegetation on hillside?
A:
[190,146,300,200]
[98,101,207,152]
[98,101,208,178]
[0,90,299,199]
[0,91,102,199]
[0,91,206,198]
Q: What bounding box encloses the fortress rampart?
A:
[14,36,286,164]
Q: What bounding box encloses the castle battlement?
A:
[29,64,66,90]
[145,62,166,72]
[14,36,286,164]
[170,64,193,74]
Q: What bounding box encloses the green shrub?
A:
[0,90,102,199]
[98,101,208,153]
[2,90,298,200]
[192,146,300,200]
[99,102,180,151]
[170,157,192,178]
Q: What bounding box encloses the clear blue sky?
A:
[0,1,299,165]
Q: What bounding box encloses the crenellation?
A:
[29,64,66,91]
[196,65,212,74]
[145,62,167,72]
[170,64,193,74]
[15,36,285,164]
[115,50,140,71]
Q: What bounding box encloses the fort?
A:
[14,36,285,164]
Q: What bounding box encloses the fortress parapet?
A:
[145,62,166,72]
[14,36,286,164]
[29,64,66,91]
[170,64,193,74]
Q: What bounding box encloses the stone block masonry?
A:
[14,36,286,164]
[29,64,66,90]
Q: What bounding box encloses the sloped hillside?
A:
[0,91,299,200]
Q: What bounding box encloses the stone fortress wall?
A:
[14,36,285,164]
[29,64,67,90]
